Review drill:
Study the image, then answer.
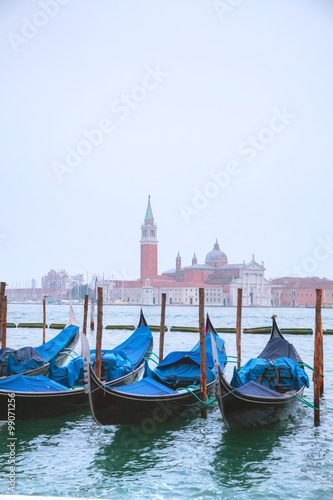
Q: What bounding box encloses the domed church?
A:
[101,197,272,306]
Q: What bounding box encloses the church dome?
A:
[205,240,228,266]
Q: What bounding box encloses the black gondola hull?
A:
[218,373,305,429]
[88,364,215,425]
[0,360,145,421]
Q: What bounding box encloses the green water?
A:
[0,305,332,499]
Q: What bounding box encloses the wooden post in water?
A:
[0,282,6,345]
[42,297,46,344]
[199,288,207,419]
[314,288,323,426]
[159,293,166,363]
[1,296,7,348]
[94,287,103,379]
[90,296,95,330]
[83,295,88,335]
[236,288,242,371]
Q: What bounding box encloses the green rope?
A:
[227,356,237,359]
[60,348,80,358]
[200,397,216,409]
[299,362,324,377]
[294,395,321,411]
[176,386,216,409]
[226,359,242,364]
[146,351,159,360]
[144,356,159,365]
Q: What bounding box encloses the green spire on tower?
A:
[144,195,154,221]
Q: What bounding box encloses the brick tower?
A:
[140,196,158,281]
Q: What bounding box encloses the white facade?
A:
[229,260,272,306]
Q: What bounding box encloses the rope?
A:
[226,359,242,363]
[146,351,159,360]
[294,395,321,411]
[299,362,324,377]
[144,356,159,365]
[60,348,80,358]
[176,386,216,409]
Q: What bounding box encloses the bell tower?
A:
[140,196,158,281]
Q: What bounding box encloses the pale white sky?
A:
[1,0,333,286]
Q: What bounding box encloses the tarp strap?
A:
[294,395,321,411]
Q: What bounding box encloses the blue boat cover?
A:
[258,337,300,364]
[0,374,69,393]
[35,324,79,362]
[235,380,286,398]
[4,325,79,376]
[49,325,152,387]
[153,333,226,385]
[114,377,177,396]
[231,357,309,391]
[0,347,45,377]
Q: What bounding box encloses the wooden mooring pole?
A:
[159,293,166,363]
[94,287,103,379]
[199,288,207,419]
[83,295,88,335]
[0,282,6,346]
[314,288,323,427]
[236,288,242,371]
[90,296,95,331]
[1,296,7,348]
[43,297,46,344]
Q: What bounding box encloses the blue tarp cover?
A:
[231,357,309,391]
[35,324,79,362]
[5,325,79,376]
[6,355,44,376]
[1,347,45,377]
[153,333,226,385]
[258,337,299,364]
[0,374,69,393]
[114,377,177,396]
[235,380,286,398]
[49,325,152,387]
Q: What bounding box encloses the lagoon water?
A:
[0,304,332,499]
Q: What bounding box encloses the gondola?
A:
[83,314,227,426]
[0,306,80,379]
[210,315,309,429]
[0,310,152,420]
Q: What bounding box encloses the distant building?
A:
[271,277,333,307]
[101,197,272,306]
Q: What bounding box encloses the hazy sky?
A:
[1,0,333,286]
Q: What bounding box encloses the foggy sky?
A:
[1,0,333,286]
